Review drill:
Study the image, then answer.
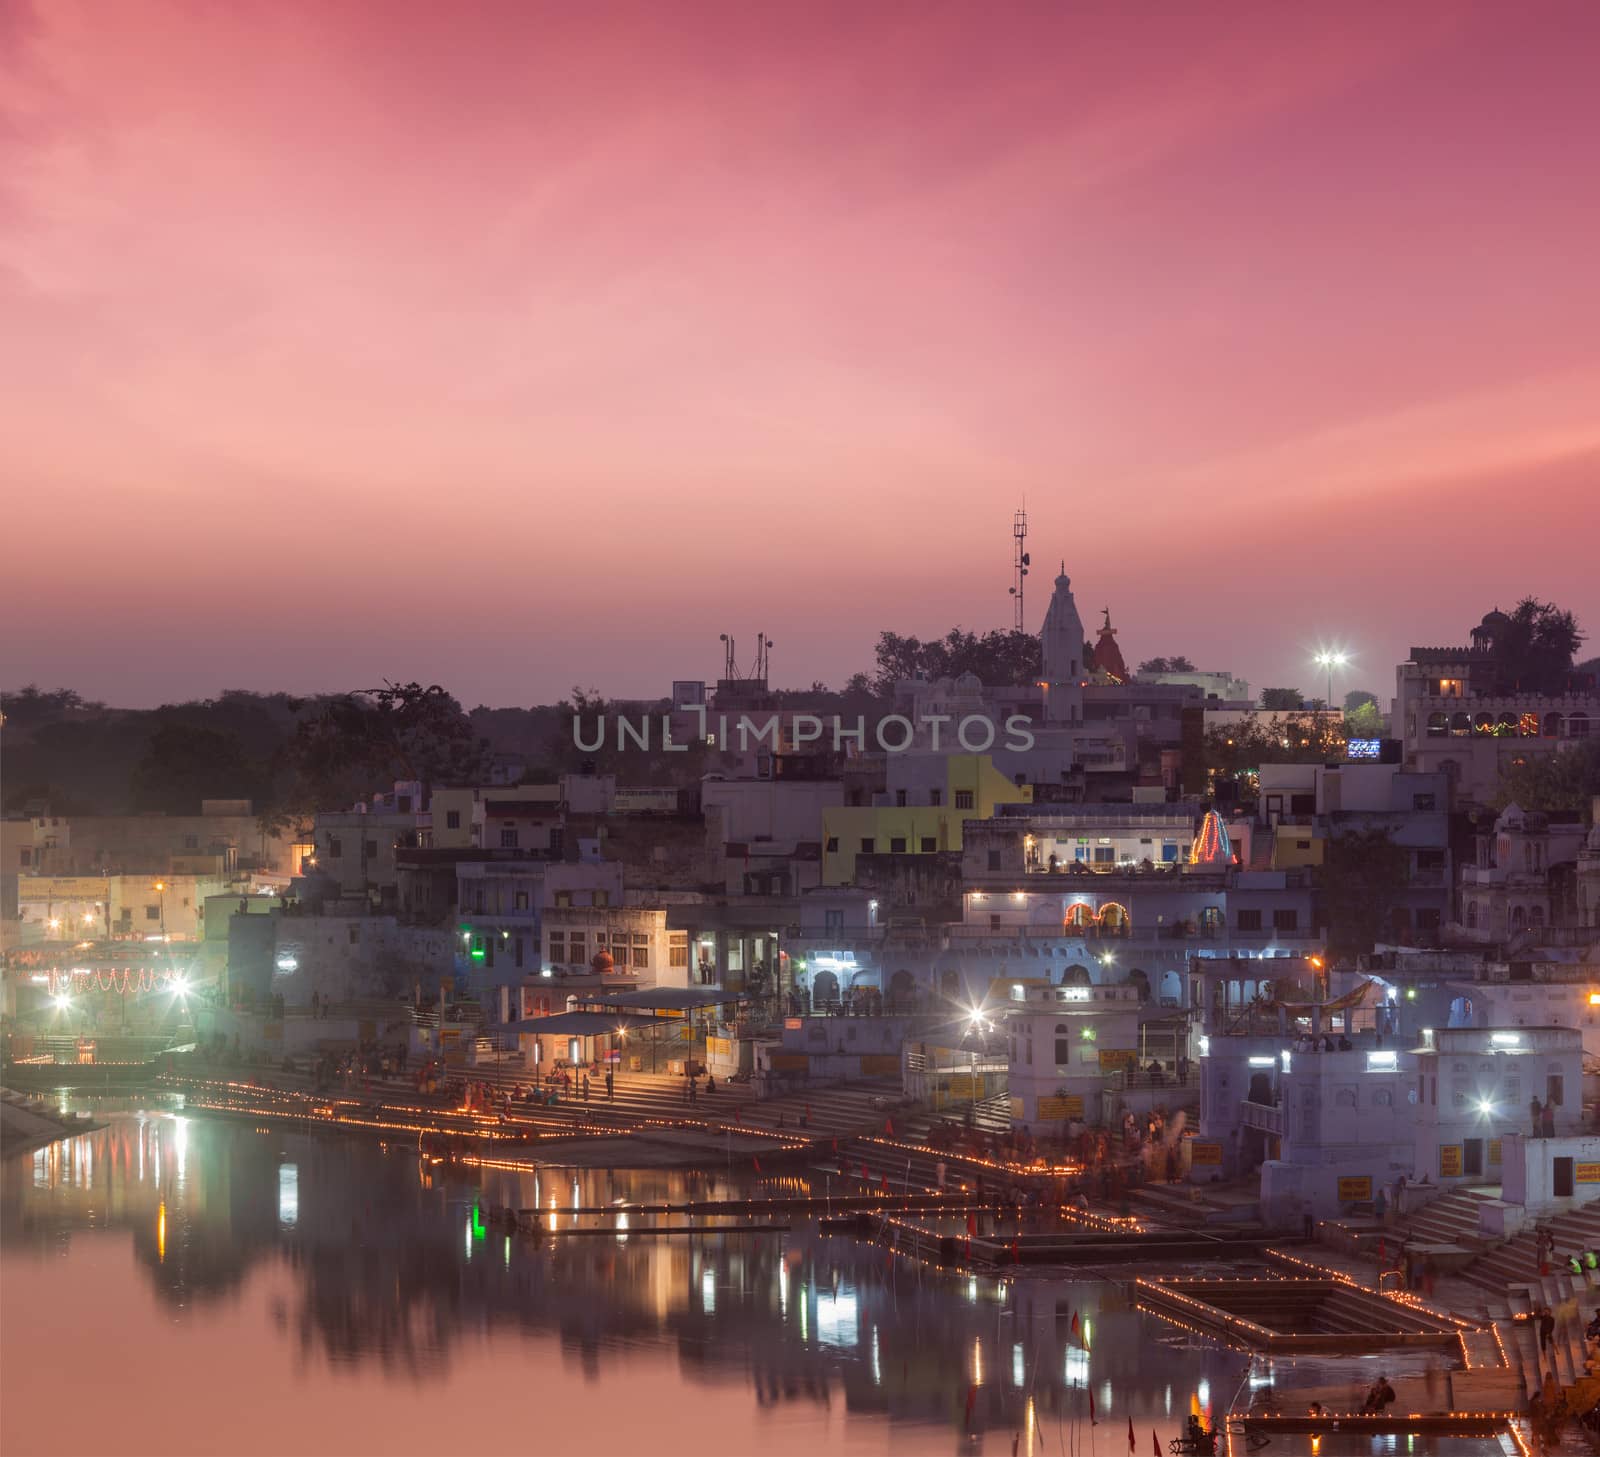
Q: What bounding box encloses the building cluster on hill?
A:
[4,568,1599,1221]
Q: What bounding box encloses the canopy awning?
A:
[587,987,751,1011]
[508,1011,671,1035]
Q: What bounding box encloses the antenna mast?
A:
[1008,508,1030,630]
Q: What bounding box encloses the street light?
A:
[1313,650,1349,713]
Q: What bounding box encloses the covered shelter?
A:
[508,1009,671,1076]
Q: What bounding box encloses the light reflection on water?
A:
[2,1115,1498,1457]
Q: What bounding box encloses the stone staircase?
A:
[1464,1206,1600,1300]
[1400,1186,1496,1246]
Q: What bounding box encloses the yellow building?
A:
[1271,824,1325,870]
[822,755,1032,884]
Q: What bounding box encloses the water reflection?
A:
[1,1116,1490,1457]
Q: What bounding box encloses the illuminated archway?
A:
[1063,902,1093,930]
[1097,902,1130,936]
[1061,964,1092,988]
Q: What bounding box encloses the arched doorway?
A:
[811,968,839,1007]
[889,969,916,1007]
[1448,995,1474,1027]
[1127,968,1151,1002]
[939,968,961,1001]
[1199,906,1224,936]
[1061,963,1092,988]
[1098,902,1130,937]
[1064,902,1093,931]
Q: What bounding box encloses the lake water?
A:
[1,1111,1499,1457]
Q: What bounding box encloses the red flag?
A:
[967,1211,978,1237]
[1070,1310,1080,1337]
[1129,1418,1136,1453]
[1153,1432,1161,1457]
[831,1138,838,1153]
[880,1175,889,1193]
[885,1117,895,1135]
[1089,1388,1098,1425]
[752,1156,761,1173]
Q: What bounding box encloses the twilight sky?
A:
[2,0,1597,709]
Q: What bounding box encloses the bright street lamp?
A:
[1313,650,1349,712]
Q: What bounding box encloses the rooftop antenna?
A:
[755,632,774,682]
[1008,507,1030,630]
[719,633,737,680]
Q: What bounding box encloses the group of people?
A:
[1529,1095,1558,1137]
[1292,1032,1354,1052]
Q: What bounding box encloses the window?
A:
[500,829,520,848]
[1416,848,1445,870]
[327,836,343,859]
[890,837,907,853]
[1237,908,1263,931]
[987,850,1001,871]
[594,890,610,908]
[145,904,161,921]
[513,937,524,968]
[446,810,461,829]
[514,891,529,911]
[1413,794,1437,811]
[930,790,941,807]
[1093,847,1114,864]
[568,931,585,960]
[989,913,1001,930]
[895,790,907,807]
[554,891,572,908]
[860,838,875,854]
[548,934,564,960]
[632,939,649,969]
[1273,909,1299,931]
[920,837,937,853]
[1055,1025,1070,1066]
[954,790,974,811]
[669,933,689,968]
[364,839,377,859]
[397,795,412,813]
[348,925,360,945]
[825,837,839,853]
[1547,1074,1564,1107]
[184,834,199,850]
[18,848,29,867]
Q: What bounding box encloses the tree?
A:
[132,723,267,814]
[1492,740,1600,817]
[1259,687,1303,711]
[1318,829,1412,958]
[1344,689,1378,713]
[1137,656,1195,675]
[1488,598,1585,694]
[1203,712,1345,779]
[869,628,1041,694]
[270,682,490,828]
[0,685,101,725]
[1343,700,1385,740]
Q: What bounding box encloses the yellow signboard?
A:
[1488,1139,1502,1166]
[18,877,109,901]
[1190,1142,1223,1166]
[706,1036,733,1059]
[1098,1049,1139,1072]
[1038,1094,1085,1121]
[946,1074,982,1098]
[1337,1177,1373,1202]
[1440,1145,1462,1178]
[1577,1163,1600,1184]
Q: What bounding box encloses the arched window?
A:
[1511,905,1527,932]
[1450,712,1471,736]
[1098,902,1130,936]
[1055,1024,1071,1066]
[1063,902,1093,930]
[1061,964,1092,988]
[1473,712,1494,734]
[1544,712,1564,737]
[1495,713,1518,736]
[1127,968,1151,1002]
[1570,713,1591,738]
[1426,712,1448,738]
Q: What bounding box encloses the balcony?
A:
[1239,1099,1284,1135]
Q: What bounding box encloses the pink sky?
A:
[2,0,1597,708]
